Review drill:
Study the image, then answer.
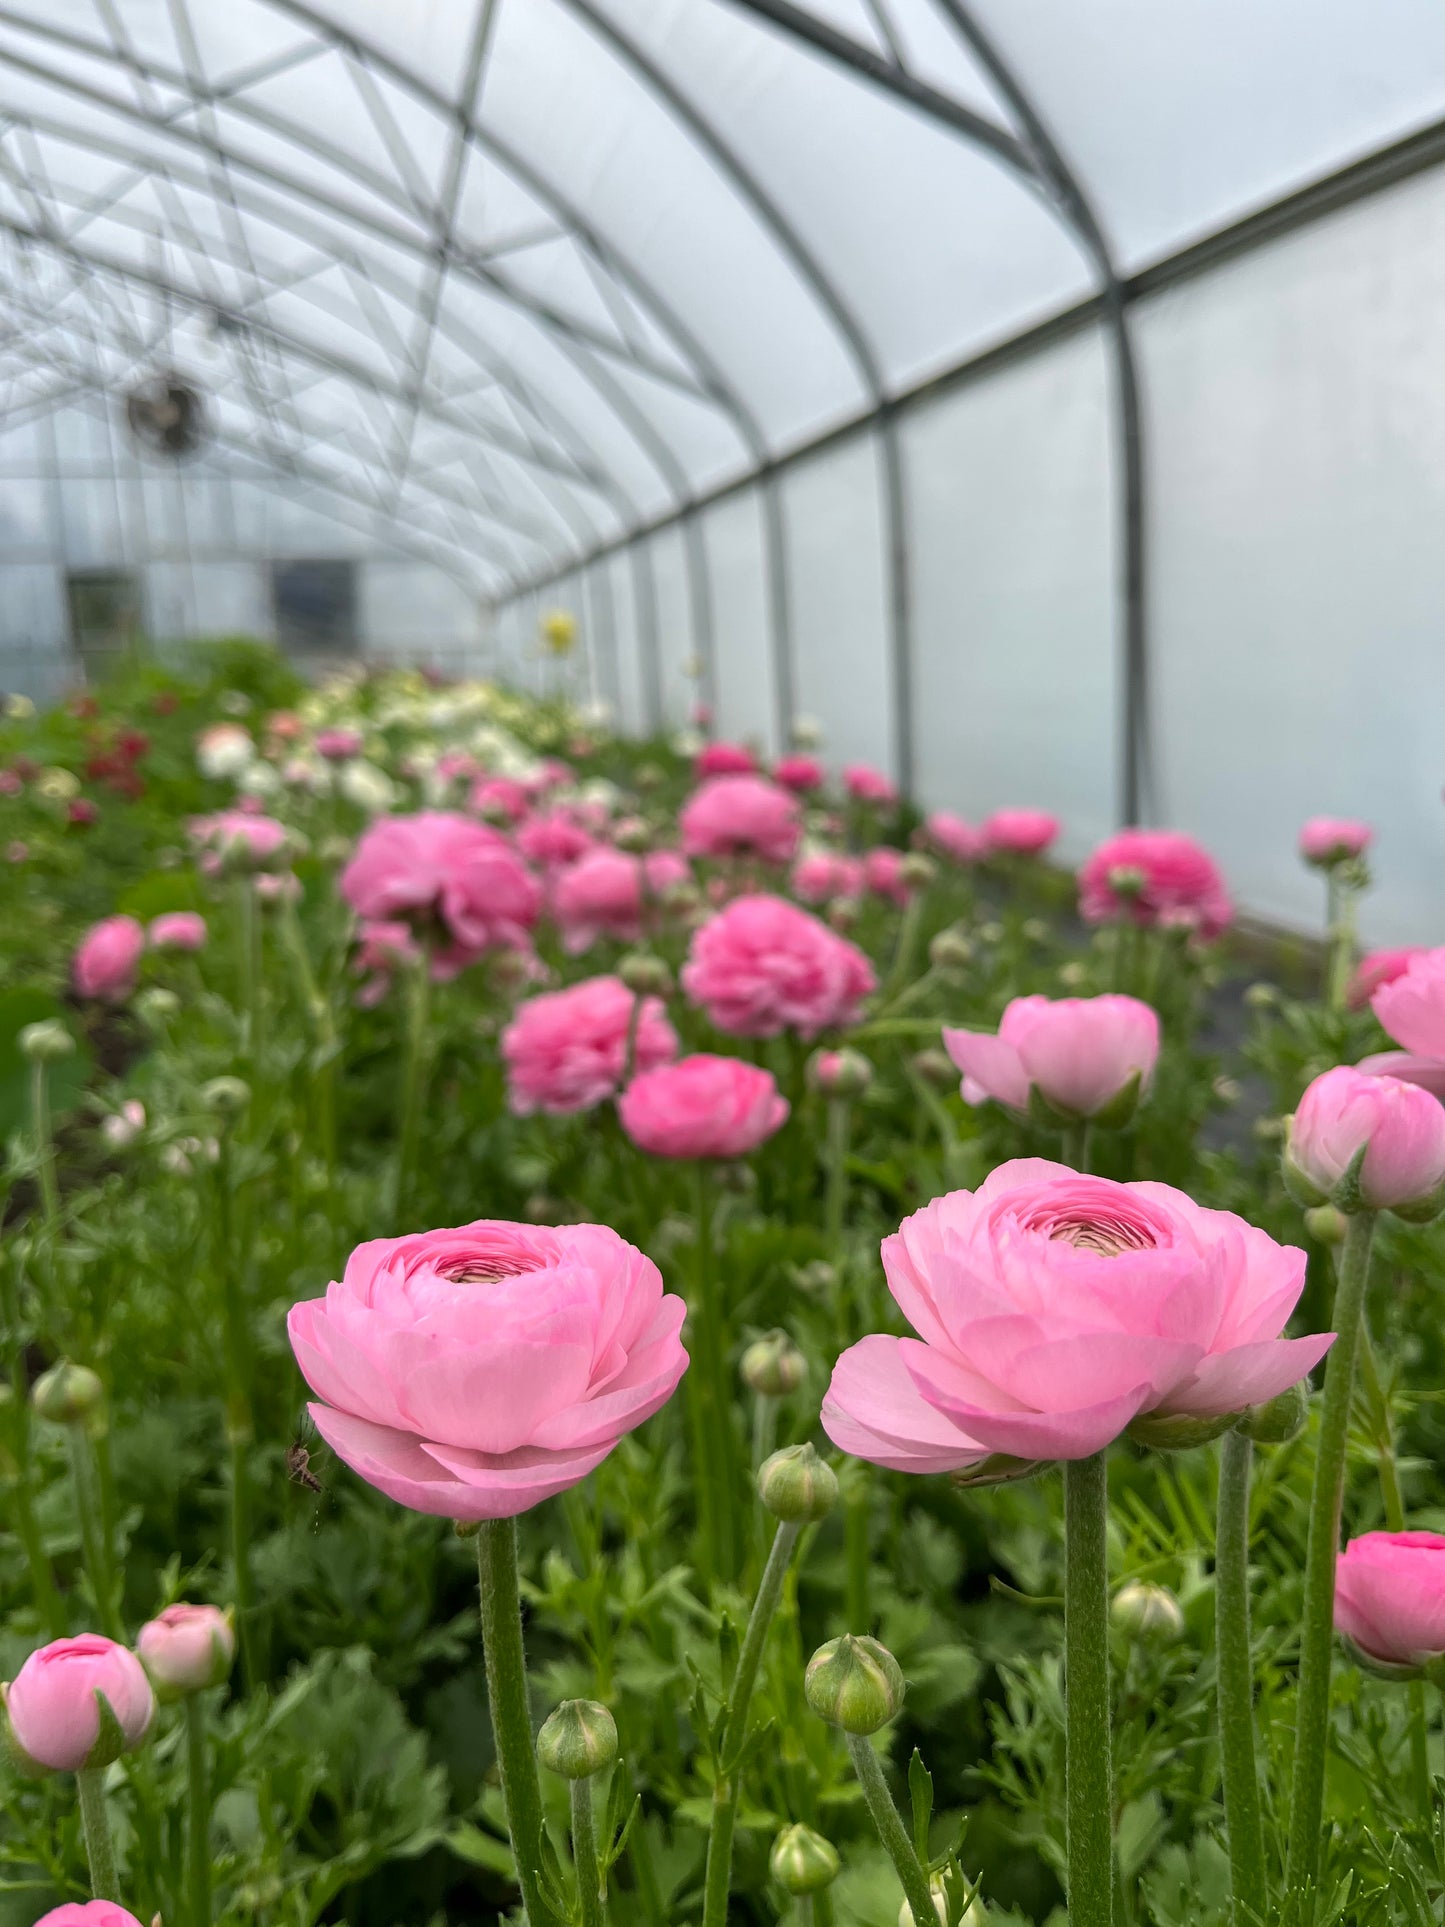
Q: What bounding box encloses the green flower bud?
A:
[1243,982,1279,1011]
[618,952,672,997]
[809,1048,872,1099]
[1303,1203,1348,1246]
[136,987,180,1025]
[804,1634,904,1734]
[612,818,653,852]
[32,1360,105,1427]
[900,853,936,891]
[897,1879,987,1927]
[758,1443,838,1523]
[202,1076,250,1118]
[18,1020,74,1064]
[770,1823,840,1895]
[536,1699,618,1779]
[740,1330,807,1397]
[1021,918,1049,943]
[1237,1382,1309,1445]
[1111,1580,1185,1646]
[912,1047,959,1090]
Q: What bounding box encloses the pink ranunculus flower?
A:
[148,911,207,953]
[340,812,541,961]
[551,848,689,954]
[619,1054,789,1159]
[863,847,909,906]
[925,811,985,865]
[516,809,596,872]
[4,1635,154,1771]
[682,893,876,1040]
[1373,948,1445,1060]
[287,1221,689,1520]
[696,740,756,777]
[1299,816,1372,867]
[822,1160,1333,1470]
[1357,1052,1445,1100]
[1285,1064,1445,1214]
[471,775,532,825]
[72,915,145,1001]
[983,807,1059,857]
[1348,947,1425,1012]
[943,994,1160,1121]
[189,809,291,875]
[502,975,677,1116]
[844,763,897,805]
[1335,1532,1445,1668]
[790,850,864,906]
[314,727,364,763]
[773,753,825,793]
[680,775,802,866]
[1078,828,1232,938]
[33,1906,146,1927]
[136,1603,235,1697]
[352,919,421,1007]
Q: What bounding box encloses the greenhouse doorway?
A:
[65,569,142,681]
[270,558,357,659]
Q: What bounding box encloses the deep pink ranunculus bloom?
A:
[33,1905,146,1927]
[943,994,1159,1120]
[682,893,876,1040]
[696,741,756,777]
[72,915,145,1001]
[314,727,364,762]
[340,811,540,962]
[516,809,596,872]
[925,811,985,865]
[551,848,690,954]
[288,1221,689,1520]
[471,775,533,825]
[983,807,1059,857]
[5,1634,154,1771]
[1335,1532,1445,1667]
[773,753,825,793]
[1287,1064,1445,1211]
[136,1603,235,1697]
[1299,816,1372,867]
[501,975,678,1116]
[822,1159,1331,1469]
[791,850,864,906]
[619,1053,789,1159]
[148,911,208,953]
[863,847,910,906]
[1348,946,1424,1011]
[1373,947,1445,1060]
[844,763,897,805]
[680,775,802,866]
[1078,828,1232,937]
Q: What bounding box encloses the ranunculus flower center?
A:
[442,1258,534,1283]
[1042,1210,1157,1257]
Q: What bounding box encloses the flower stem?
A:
[1216,1427,1267,1925]
[66,1418,121,1640]
[691,1161,737,1580]
[184,1694,212,1927]
[76,1765,118,1898]
[570,1772,606,1927]
[1284,1209,1377,1914]
[701,1517,802,1927]
[29,1058,61,1237]
[393,955,433,1229]
[214,1143,259,1692]
[1060,1121,1092,1173]
[1064,1451,1115,1927]
[278,893,338,1187]
[842,1731,938,1927]
[476,1518,561,1927]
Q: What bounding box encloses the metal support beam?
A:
[629,539,664,735]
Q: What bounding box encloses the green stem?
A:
[691,1162,737,1581]
[883,894,925,997]
[1284,1210,1377,1914]
[232,875,256,1051]
[184,1694,212,1927]
[570,1773,606,1927]
[824,1100,849,1278]
[701,1518,803,1927]
[1064,1452,1115,1927]
[1061,1121,1092,1174]
[66,1420,121,1640]
[843,1731,938,1927]
[278,894,338,1186]
[751,1393,778,1475]
[215,1145,259,1692]
[844,1482,870,1635]
[1216,1428,1267,1925]
[1,1261,63,1632]
[76,1766,118,1898]
[476,1519,561,1927]
[394,956,433,1229]
[29,1058,60,1236]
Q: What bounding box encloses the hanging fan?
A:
[124,370,210,460]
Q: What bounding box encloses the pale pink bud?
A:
[100,1101,146,1150]
[33,1905,147,1927]
[1299,816,1372,867]
[944,994,1159,1122]
[72,916,145,1002]
[148,912,207,953]
[1335,1532,1445,1671]
[1287,1065,1445,1215]
[4,1635,154,1771]
[136,1603,235,1698]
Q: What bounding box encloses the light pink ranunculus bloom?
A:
[1299,816,1372,867]
[502,975,677,1116]
[1357,1051,1445,1100]
[682,893,876,1040]
[340,811,541,962]
[516,809,596,872]
[925,811,985,865]
[100,1100,146,1150]
[943,994,1160,1120]
[4,1634,154,1771]
[1373,947,1445,1060]
[773,753,825,793]
[1335,1532,1445,1667]
[189,809,291,875]
[551,848,689,953]
[1287,1064,1445,1212]
[315,727,364,762]
[844,763,897,805]
[822,1160,1332,1469]
[680,775,802,866]
[33,1905,146,1927]
[1348,947,1425,1011]
[72,915,145,1001]
[791,850,864,906]
[136,1603,235,1697]
[696,740,756,777]
[1078,828,1232,938]
[863,847,910,906]
[619,1053,789,1159]
[148,911,207,952]
[287,1221,688,1520]
[983,807,1059,857]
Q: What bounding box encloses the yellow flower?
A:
[540,609,578,658]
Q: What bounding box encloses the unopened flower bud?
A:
[740,1330,807,1397]
[979,921,1003,945]
[1304,1203,1347,1246]
[20,1021,74,1064]
[1058,961,1089,989]
[759,1443,838,1523]
[1111,1580,1185,1646]
[101,1100,146,1149]
[1107,864,1146,900]
[137,987,180,1025]
[619,952,672,998]
[897,1880,986,1927]
[770,1823,840,1895]
[137,1603,236,1698]
[809,1048,872,1099]
[1243,982,1279,1011]
[1238,1381,1309,1445]
[912,1047,958,1090]
[32,1360,105,1426]
[804,1634,904,1734]
[202,1076,250,1119]
[826,896,861,932]
[612,816,652,853]
[900,853,936,891]
[537,1699,618,1779]
[928,929,972,975]
[1021,918,1049,943]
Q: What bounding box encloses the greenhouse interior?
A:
[5,5,1445,1926]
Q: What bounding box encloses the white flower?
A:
[236,760,281,798]
[100,1101,146,1150]
[4,693,35,720]
[338,760,398,813]
[196,723,254,780]
[578,699,613,732]
[672,729,704,758]
[791,714,824,750]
